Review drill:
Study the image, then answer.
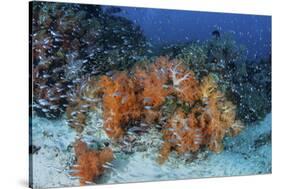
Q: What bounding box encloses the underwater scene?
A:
[29,1,272,188]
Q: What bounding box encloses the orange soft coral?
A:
[65,57,243,161]
[72,140,114,185]
[168,60,201,104]
[158,75,242,163]
[200,93,227,152]
[199,77,238,152]
[98,72,141,139]
[134,57,172,108]
[134,60,172,123]
[159,108,202,163]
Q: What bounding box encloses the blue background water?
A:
[108,6,271,60]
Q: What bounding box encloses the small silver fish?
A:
[105,162,114,166]
[71,111,77,116]
[85,181,95,185]
[42,108,49,112]
[38,99,49,106]
[140,123,148,127]
[106,70,114,76]
[50,30,63,37]
[50,105,58,110]
[81,104,90,109]
[144,106,152,110]
[56,88,64,93]
[39,85,48,89]
[49,97,59,101]
[194,141,201,145]
[43,74,51,79]
[82,59,88,64]
[69,176,80,180]
[147,49,153,53]
[102,164,112,169]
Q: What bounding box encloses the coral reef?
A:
[64,57,243,163]
[31,1,147,118]
[93,57,204,140]
[64,56,243,166]
[72,140,114,185]
[30,2,271,186]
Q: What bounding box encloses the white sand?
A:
[30,113,271,188]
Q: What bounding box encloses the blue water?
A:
[111,6,271,60]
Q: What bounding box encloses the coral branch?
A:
[169,62,190,87]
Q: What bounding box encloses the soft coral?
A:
[158,75,242,163]
[98,72,141,139]
[72,140,114,185]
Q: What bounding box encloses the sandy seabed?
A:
[30,112,272,188]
